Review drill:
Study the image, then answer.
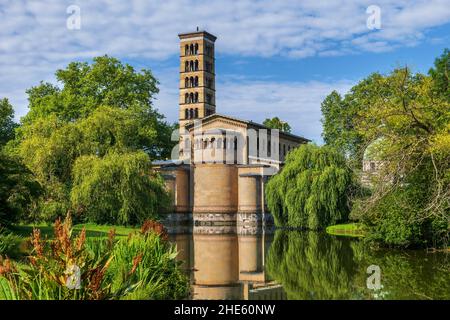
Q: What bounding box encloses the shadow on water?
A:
[168,226,450,300]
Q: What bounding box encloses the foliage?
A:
[350,65,450,248]
[429,48,449,101]
[11,56,176,224]
[0,98,17,147]
[20,55,174,159]
[266,144,354,229]
[71,151,171,225]
[320,73,387,166]
[0,215,188,300]
[0,153,42,226]
[104,221,188,300]
[0,228,22,258]
[263,117,291,133]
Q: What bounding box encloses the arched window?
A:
[185,77,189,88]
[190,44,194,55]
[185,44,189,55]
[195,60,199,71]
[210,137,215,149]
[194,108,198,118]
[185,93,189,104]
[195,76,199,87]
[185,108,189,119]
[189,93,194,103]
[189,61,193,71]
[194,43,198,54]
[203,139,208,149]
[185,61,189,72]
[190,77,194,87]
[189,108,194,119]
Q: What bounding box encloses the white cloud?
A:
[0,0,449,122]
[153,68,354,143]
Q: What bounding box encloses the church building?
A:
[153,30,309,227]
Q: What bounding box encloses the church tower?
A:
[178,30,217,130]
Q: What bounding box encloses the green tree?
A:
[0,153,41,226]
[263,117,291,133]
[0,100,41,226]
[71,152,171,225]
[321,74,388,166]
[352,66,450,247]
[12,57,174,224]
[0,98,17,147]
[429,48,449,101]
[266,144,354,229]
[20,55,174,159]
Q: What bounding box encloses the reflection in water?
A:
[266,231,357,299]
[169,225,286,300]
[169,226,450,300]
[267,230,450,300]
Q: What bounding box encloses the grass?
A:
[10,223,138,239]
[326,223,365,238]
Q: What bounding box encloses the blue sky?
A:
[1,1,450,143]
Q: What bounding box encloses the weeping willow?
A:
[266,144,354,229]
[70,151,171,225]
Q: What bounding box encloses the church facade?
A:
[153,31,309,227]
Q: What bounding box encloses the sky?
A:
[1,0,450,143]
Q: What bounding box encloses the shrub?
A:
[0,215,188,300]
[0,228,22,258]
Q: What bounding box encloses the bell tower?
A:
[178,30,217,130]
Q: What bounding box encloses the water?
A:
[169,225,450,300]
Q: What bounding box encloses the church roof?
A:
[185,113,310,143]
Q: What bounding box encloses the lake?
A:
[169,225,450,300]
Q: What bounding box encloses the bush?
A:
[266,144,355,229]
[0,229,22,258]
[0,215,188,300]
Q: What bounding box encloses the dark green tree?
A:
[0,153,42,226]
[429,48,449,101]
[0,98,17,147]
